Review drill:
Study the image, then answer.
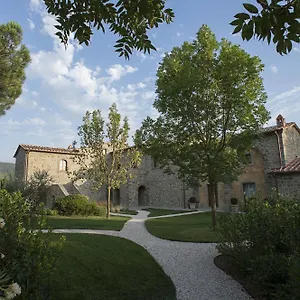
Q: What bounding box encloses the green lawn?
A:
[145,212,223,242]
[50,234,176,300]
[144,208,193,217]
[45,216,130,230]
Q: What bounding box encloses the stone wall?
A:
[14,148,26,182]
[276,174,300,200]
[283,126,300,164]
[118,155,195,209]
[26,151,80,184]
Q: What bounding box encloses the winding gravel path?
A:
[52,210,252,300]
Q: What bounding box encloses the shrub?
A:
[230,197,238,205]
[111,205,120,213]
[0,189,64,299]
[217,195,300,299]
[23,170,53,212]
[55,194,106,216]
[189,197,197,203]
[44,208,58,216]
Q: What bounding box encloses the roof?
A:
[261,122,300,134]
[272,157,300,174]
[13,144,79,157]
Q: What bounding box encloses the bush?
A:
[55,194,106,216]
[0,189,64,299]
[23,170,53,212]
[217,195,300,299]
[189,197,197,203]
[44,208,58,216]
[230,197,238,205]
[111,205,120,213]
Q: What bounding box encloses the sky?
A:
[1,0,300,163]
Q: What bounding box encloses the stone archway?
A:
[138,185,147,206]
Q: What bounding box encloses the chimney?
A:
[276,114,286,127]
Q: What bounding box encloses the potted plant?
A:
[230,197,239,213]
[189,197,197,210]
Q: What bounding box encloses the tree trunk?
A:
[107,186,111,219]
[208,182,217,231]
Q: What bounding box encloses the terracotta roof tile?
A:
[272,158,300,174]
[261,122,296,133]
[14,144,79,157]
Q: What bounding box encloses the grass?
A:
[44,215,130,230]
[145,212,224,242]
[50,234,176,300]
[143,208,193,217]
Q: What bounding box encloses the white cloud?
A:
[27,18,35,30]
[24,117,46,126]
[294,47,300,53]
[18,7,158,148]
[106,64,138,82]
[29,0,43,11]
[176,32,183,37]
[270,65,278,74]
[267,86,300,126]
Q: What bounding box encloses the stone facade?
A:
[13,115,300,210]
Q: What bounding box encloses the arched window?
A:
[59,160,67,171]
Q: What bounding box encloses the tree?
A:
[23,170,53,211]
[44,0,174,59]
[231,1,300,54]
[135,25,270,229]
[73,103,141,219]
[0,22,31,115]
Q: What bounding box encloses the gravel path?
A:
[52,210,252,300]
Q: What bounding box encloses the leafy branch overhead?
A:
[231,0,300,54]
[43,0,174,59]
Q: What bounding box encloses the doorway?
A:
[138,186,146,206]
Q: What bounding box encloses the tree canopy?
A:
[135,25,270,228]
[73,103,141,218]
[232,1,300,54]
[44,0,174,59]
[0,22,31,115]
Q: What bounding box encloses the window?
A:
[59,160,67,171]
[243,183,256,198]
[245,153,253,165]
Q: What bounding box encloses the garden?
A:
[0,186,177,300]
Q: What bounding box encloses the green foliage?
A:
[73,103,141,219]
[110,205,120,213]
[0,172,23,193]
[23,170,53,211]
[55,194,106,216]
[0,189,64,299]
[232,1,300,54]
[230,197,238,205]
[135,25,270,228]
[217,195,300,299]
[0,22,31,115]
[44,208,58,216]
[43,0,174,59]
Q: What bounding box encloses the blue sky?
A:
[1,0,300,163]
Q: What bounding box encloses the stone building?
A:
[13,115,300,210]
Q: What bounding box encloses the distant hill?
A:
[0,162,14,177]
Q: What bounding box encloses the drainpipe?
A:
[275,130,283,171]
